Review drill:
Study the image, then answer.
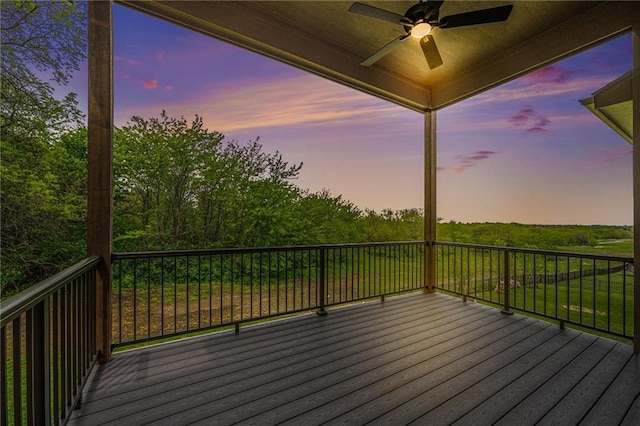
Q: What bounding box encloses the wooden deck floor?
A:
[69,292,640,425]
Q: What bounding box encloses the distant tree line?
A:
[437,221,632,250]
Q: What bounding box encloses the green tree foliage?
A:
[114,112,223,250]
[294,189,364,244]
[362,208,424,242]
[113,112,376,251]
[1,0,85,137]
[113,112,308,250]
[1,1,87,296]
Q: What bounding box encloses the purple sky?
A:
[73,4,633,225]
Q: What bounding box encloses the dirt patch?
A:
[561,304,606,316]
[111,279,400,343]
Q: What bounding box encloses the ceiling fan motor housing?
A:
[402,2,435,34]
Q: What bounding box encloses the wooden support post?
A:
[424,110,437,292]
[633,12,640,354]
[88,0,114,363]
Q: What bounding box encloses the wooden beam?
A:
[632,12,640,354]
[88,0,114,363]
[424,110,437,292]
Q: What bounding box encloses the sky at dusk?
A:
[71,4,633,226]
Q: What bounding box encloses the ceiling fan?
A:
[349,1,513,69]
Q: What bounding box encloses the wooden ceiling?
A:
[119,1,637,112]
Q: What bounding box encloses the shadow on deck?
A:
[69,292,640,425]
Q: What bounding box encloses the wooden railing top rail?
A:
[112,241,633,263]
[0,255,101,326]
[435,241,633,263]
[111,241,427,260]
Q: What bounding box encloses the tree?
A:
[1,1,87,297]
[113,112,305,250]
[114,112,225,250]
[1,0,86,137]
[212,139,303,247]
[296,190,363,244]
[1,127,87,295]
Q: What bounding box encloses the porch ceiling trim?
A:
[580,71,633,144]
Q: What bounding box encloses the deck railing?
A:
[111,242,426,347]
[0,256,101,425]
[0,241,634,425]
[435,242,634,339]
[0,241,635,423]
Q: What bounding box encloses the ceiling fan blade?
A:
[361,34,410,67]
[424,0,445,21]
[439,5,513,28]
[420,35,443,69]
[349,2,407,26]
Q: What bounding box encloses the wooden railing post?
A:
[502,250,513,315]
[425,242,436,292]
[317,248,328,316]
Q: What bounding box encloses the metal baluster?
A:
[317,248,328,316]
[502,251,512,315]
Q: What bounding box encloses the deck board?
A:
[581,351,640,425]
[452,332,597,425]
[348,323,558,425]
[263,317,534,425]
[537,342,632,425]
[494,337,617,426]
[69,292,639,426]
[622,394,640,426]
[415,331,589,425]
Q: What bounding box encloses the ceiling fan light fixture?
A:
[411,22,432,38]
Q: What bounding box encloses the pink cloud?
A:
[165,84,174,91]
[439,151,498,174]
[457,75,613,109]
[522,66,581,85]
[156,51,165,61]
[601,148,633,163]
[173,74,405,132]
[457,150,497,163]
[508,107,534,126]
[144,79,159,89]
[509,107,551,133]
